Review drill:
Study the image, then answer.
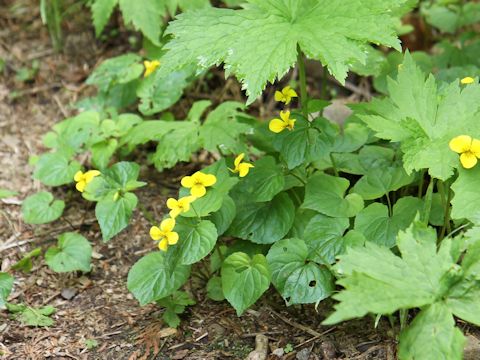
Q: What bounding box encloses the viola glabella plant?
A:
[18,1,480,358]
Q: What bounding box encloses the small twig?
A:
[294,327,336,349]
[194,332,208,342]
[53,94,69,118]
[270,309,323,337]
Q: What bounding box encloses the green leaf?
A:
[208,196,236,235]
[11,248,42,273]
[446,279,480,327]
[227,192,295,244]
[302,173,364,218]
[127,250,191,305]
[102,161,142,191]
[45,233,92,273]
[0,272,13,309]
[360,53,480,180]
[181,160,238,217]
[91,0,118,36]
[152,121,200,171]
[199,102,249,154]
[323,221,457,324]
[206,276,225,301]
[8,304,56,327]
[22,191,65,225]
[0,189,18,199]
[91,139,117,169]
[33,152,81,186]
[352,166,414,200]
[398,303,465,360]
[95,192,138,241]
[87,54,143,91]
[160,0,407,103]
[233,156,284,202]
[118,0,162,45]
[272,116,323,169]
[221,252,270,315]
[451,166,480,225]
[175,219,218,265]
[137,67,192,115]
[266,239,333,305]
[304,214,364,264]
[354,197,423,248]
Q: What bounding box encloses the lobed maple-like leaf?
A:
[160,0,411,103]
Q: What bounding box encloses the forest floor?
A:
[2,1,479,359]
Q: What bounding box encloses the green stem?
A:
[438,180,452,240]
[288,171,307,186]
[386,192,393,217]
[417,169,426,198]
[296,45,308,118]
[399,309,408,331]
[421,177,435,225]
[329,153,339,177]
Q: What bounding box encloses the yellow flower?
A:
[449,135,480,169]
[144,60,160,78]
[149,218,179,251]
[274,86,298,105]
[74,170,100,192]
[460,77,475,85]
[166,196,196,218]
[269,110,296,133]
[230,153,254,177]
[181,171,217,198]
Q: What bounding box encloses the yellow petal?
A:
[238,163,254,177]
[449,135,472,153]
[144,60,160,78]
[461,77,475,85]
[287,119,296,131]
[191,184,207,198]
[269,119,286,133]
[160,218,176,232]
[234,153,245,168]
[181,175,194,188]
[150,226,162,241]
[202,173,217,187]
[74,171,84,182]
[286,87,298,99]
[280,110,290,122]
[166,198,179,210]
[84,170,100,183]
[460,152,478,169]
[76,181,86,192]
[158,238,168,251]
[471,138,480,157]
[166,231,179,245]
[274,90,285,102]
[169,208,181,219]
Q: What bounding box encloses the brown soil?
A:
[0,1,445,359]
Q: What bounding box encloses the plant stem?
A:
[399,309,408,331]
[438,180,452,240]
[296,45,308,118]
[417,169,426,198]
[329,153,339,177]
[386,192,393,217]
[421,177,435,225]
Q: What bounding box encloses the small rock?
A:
[323,100,353,126]
[464,335,480,360]
[61,288,77,300]
[319,340,337,360]
[296,348,311,360]
[271,348,284,357]
[246,334,269,360]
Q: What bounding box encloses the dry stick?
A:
[270,309,324,337]
[294,327,337,349]
[0,218,96,252]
